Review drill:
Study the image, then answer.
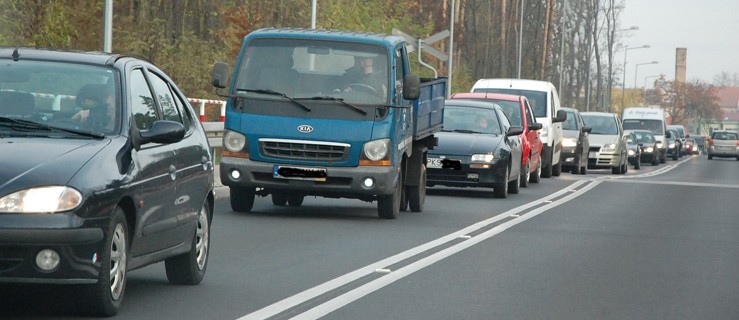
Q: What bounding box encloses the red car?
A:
[450,92,543,186]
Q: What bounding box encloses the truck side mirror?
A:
[402,74,421,100]
[553,109,567,123]
[212,62,230,89]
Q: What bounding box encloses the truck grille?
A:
[259,139,350,162]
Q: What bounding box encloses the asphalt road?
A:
[3,154,738,319]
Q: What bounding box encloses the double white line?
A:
[240,179,601,320]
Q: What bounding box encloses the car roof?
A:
[450,92,522,102]
[444,99,502,110]
[561,107,579,113]
[581,111,616,117]
[0,47,134,66]
[472,78,554,91]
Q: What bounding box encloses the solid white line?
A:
[293,180,603,320]
[238,180,590,320]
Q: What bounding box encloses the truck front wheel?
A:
[230,187,255,212]
[378,173,403,219]
[407,165,426,212]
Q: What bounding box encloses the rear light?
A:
[709,139,714,146]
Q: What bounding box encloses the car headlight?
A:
[668,142,675,148]
[644,147,654,153]
[362,139,390,161]
[223,130,247,153]
[562,138,577,148]
[600,144,616,152]
[656,142,663,149]
[628,149,635,156]
[471,153,495,163]
[0,186,82,214]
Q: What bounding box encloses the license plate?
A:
[273,165,327,181]
[427,157,443,169]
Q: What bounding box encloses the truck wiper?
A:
[236,88,311,112]
[0,117,105,139]
[299,96,366,115]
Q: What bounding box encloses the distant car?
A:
[0,48,215,317]
[449,92,543,186]
[683,136,696,155]
[581,112,628,174]
[667,124,689,155]
[560,107,591,174]
[666,128,681,160]
[427,99,524,198]
[707,130,739,160]
[692,135,706,154]
[622,130,641,169]
[628,129,660,165]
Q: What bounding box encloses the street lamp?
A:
[621,44,650,109]
[634,61,658,89]
[618,26,639,32]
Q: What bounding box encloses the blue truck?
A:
[211,28,446,219]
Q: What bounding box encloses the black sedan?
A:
[629,129,660,165]
[0,48,214,317]
[427,99,524,198]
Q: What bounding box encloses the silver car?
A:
[707,130,739,160]
[581,112,629,174]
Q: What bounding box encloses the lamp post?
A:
[517,0,525,79]
[621,44,650,109]
[634,61,658,89]
[643,74,663,102]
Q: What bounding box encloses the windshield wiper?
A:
[236,88,311,112]
[299,96,367,115]
[0,116,104,139]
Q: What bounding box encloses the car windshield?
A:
[0,60,119,136]
[622,119,663,135]
[443,105,502,135]
[582,115,618,135]
[634,131,655,143]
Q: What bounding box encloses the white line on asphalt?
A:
[291,180,603,320]
[608,179,739,189]
[238,179,594,320]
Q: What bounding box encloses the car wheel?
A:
[529,159,542,183]
[508,164,520,194]
[80,206,127,317]
[230,187,255,212]
[541,150,553,178]
[378,171,402,219]
[287,194,304,207]
[672,150,678,160]
[621,161,628,174]
[634,158,641,170]
[408,165,426,212]
[580,164,587,175]
[652,156,659,166]
[271,193,287,206]
[520,161,530,188]
[552,159,562,176]
[708,155,713,160]
[165,201,210,285]
[494,166,509,198]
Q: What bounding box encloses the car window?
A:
[130,69,158,130]
[494,100,522,126]
[147,71,183,124]
[524,100,536,125]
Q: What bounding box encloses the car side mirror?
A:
[402,74,421,100]
[553,109,567,123]
[665,131,672,138]
[139,120,186,146]
[528,122,543,131]
[212,62,230,89]
[685,134,690,138]
[506,126,524,136]
[582,126,592,133]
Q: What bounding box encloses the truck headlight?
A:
[223,130,247,153]
[361,139,390,162]
[562,138,577,148]
[471,154,495,163]
[0,186,82,214]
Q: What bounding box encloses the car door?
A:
[498,108,522,179]
[523,99,542,166]
[146,68,211,243]
[127,67,180,256]
[576,112,590,167]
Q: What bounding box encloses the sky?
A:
[620,0,739,87]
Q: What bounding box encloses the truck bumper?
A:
[220,157,398,198]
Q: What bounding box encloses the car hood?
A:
[430,131,504,156]
[0,137,109,193]
[562,129,581,139]
[588,134,618,147]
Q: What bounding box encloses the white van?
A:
[622,107,669,163]
[471,79,567,177]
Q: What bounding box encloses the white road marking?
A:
[238,179,595,320]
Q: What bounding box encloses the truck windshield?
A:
[234,38,390,107]
[623,119,663,135]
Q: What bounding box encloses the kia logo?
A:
[297,125,313,133]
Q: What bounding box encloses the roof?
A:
[444,99,501,110]
[450,92,522,102]
[471,78,555,92]
[0,47,123,66]
[246,28,404,48]
[716,87,739,109]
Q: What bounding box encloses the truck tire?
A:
[407,165,426,212]
[230,187,255,212]
[378,173,402,219]
[271,193,287,206]
[287,195,304,207]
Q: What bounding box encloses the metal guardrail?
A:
[202,121,224,149]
